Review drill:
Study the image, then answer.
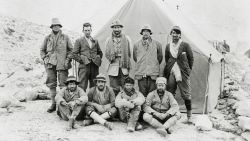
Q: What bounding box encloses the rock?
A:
[227,99,237,106]
[13,88,38,102]
[242,72,250,85]
[3,27,15,35]
[234,100,250,117]
[238,116,250,131]
[230,89,250,101]
[242,132,250,141]
[195,115,213,131]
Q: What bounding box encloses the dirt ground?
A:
[0,100,241,141]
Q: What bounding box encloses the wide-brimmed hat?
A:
[170,26,181,35]
[110,19,124,28]
[94,73,106,82]
[156,77,167,85]
[140,24,152,35]
[50,18,62,28]
[64,76,79,85]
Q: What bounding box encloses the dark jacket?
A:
[72,37,103,68]
[164,41,194,79]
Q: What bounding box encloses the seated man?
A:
[55,76,88,131]
[143,77,181,137]
[84,74,116,130]
[115,77,145,132]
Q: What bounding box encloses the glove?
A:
[68,101,77,109]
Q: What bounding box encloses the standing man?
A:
[163,26,194,122]
[72,22,103,92]
[83,74,117,130]
[40,18,73,113]
[105,19,131,95]
[143,77,181,137]
[115,77,145,132]
[133,24,163,97]
[55,76,88,131]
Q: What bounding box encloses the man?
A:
[133,24,163,97]
[83,74,116,130]
[105,19,131,95]
[72,22,103,92]
[40,18,73,113]
[143,77,181,137]
[115,77,145,132]
[163,26,194,122]
[55,76,88,131]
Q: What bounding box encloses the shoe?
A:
[127,126,135,132]
[135,123,143,131]
[166,128,172,134]
[73,123,81,129]
[156,128,167,137]
[47,104,56,113]
[66,118,74,131]
[81,119,93,126]
[104,121,113,130]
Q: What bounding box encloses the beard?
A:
[114,30,121,36]
[97,85,105,91]
[157,89,165,95]
[69,87,77,92]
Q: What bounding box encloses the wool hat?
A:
[170,26,181,35]
[140,24,152,35]
[65,76,79,85]
[110,19,124,28]
[156,77,167,85]
[94,73,106,82]
[124,77,135,84]
[50,18,62,28]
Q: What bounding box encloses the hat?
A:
[124,77,135,84]
[170,26,181,35]
[140,24,152,35]
[65,76,79,85]
[156,77,167,85]
[50,18,62,28]
[110,19,123,28]
[94,73,106,82]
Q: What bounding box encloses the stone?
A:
[195,115,213,131]
[234,100,250,117]
[241,132,250,141]
[238,116,250,131]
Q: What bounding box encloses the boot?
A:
[104,121,113,130]
[135,122,143,131]
[47,87,57,113]
[101,112,111,120]
[143,113,167,136]
[66,118,74,131]
[186,110,192,123]
[81,119,93,126]
[185,100,192,124]
[163,116,178,133]
[156,128,168,137]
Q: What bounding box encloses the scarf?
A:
[106,33,131,69]
[141,37,152,51]
[170,39,182,82]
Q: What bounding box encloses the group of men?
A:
[40,18,194,136]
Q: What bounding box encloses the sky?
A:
[0,0,249,51]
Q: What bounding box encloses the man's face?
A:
[156,83,166,94]
[96,80,106,91]
[83,26,92,38]
[171,30,181,42]
[51,25,61,32]
[142,29,151,39]
[112,26,122,35]
[68,82,77,92]
[124,83,134,92]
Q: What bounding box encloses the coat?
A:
[40,31,73,70]
[72,37,103,68]
[87,86,116,107]
[115,89,145,109]
[164,41,194,79]
[144,90,179,116]
[133,39,163,80]
[55,87,88,105]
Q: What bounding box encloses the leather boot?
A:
[66,118,74,131]
[47,103,56,113]
[90,112,112,130]
[163,116,178,134]
[143,113,167,136]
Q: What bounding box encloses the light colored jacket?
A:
[143,90,179,116]
[40,31,73,70]
[55,87,88,105]
[133,39,163,80]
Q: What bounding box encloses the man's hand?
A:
[75,99,82,105]
[61,101,68,106]
[103,104,111,111]
[93,104,106,113]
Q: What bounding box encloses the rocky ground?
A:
[1,15,250,141]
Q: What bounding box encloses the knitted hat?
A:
[65,76,79,85]
[94,73,106,82]
[140,24,152,35]
[156,77,167,85]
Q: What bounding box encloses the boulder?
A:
[195,115,213,131]
[234,100,250,117]
[242,132,250,141]
[238,116,250,131]
[230,89,250,101]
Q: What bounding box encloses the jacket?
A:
[72,36,103,68]
[40,31,73,70]
[144,90,179,116]
[164,41,194,79]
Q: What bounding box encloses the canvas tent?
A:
[93,0,223,113]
